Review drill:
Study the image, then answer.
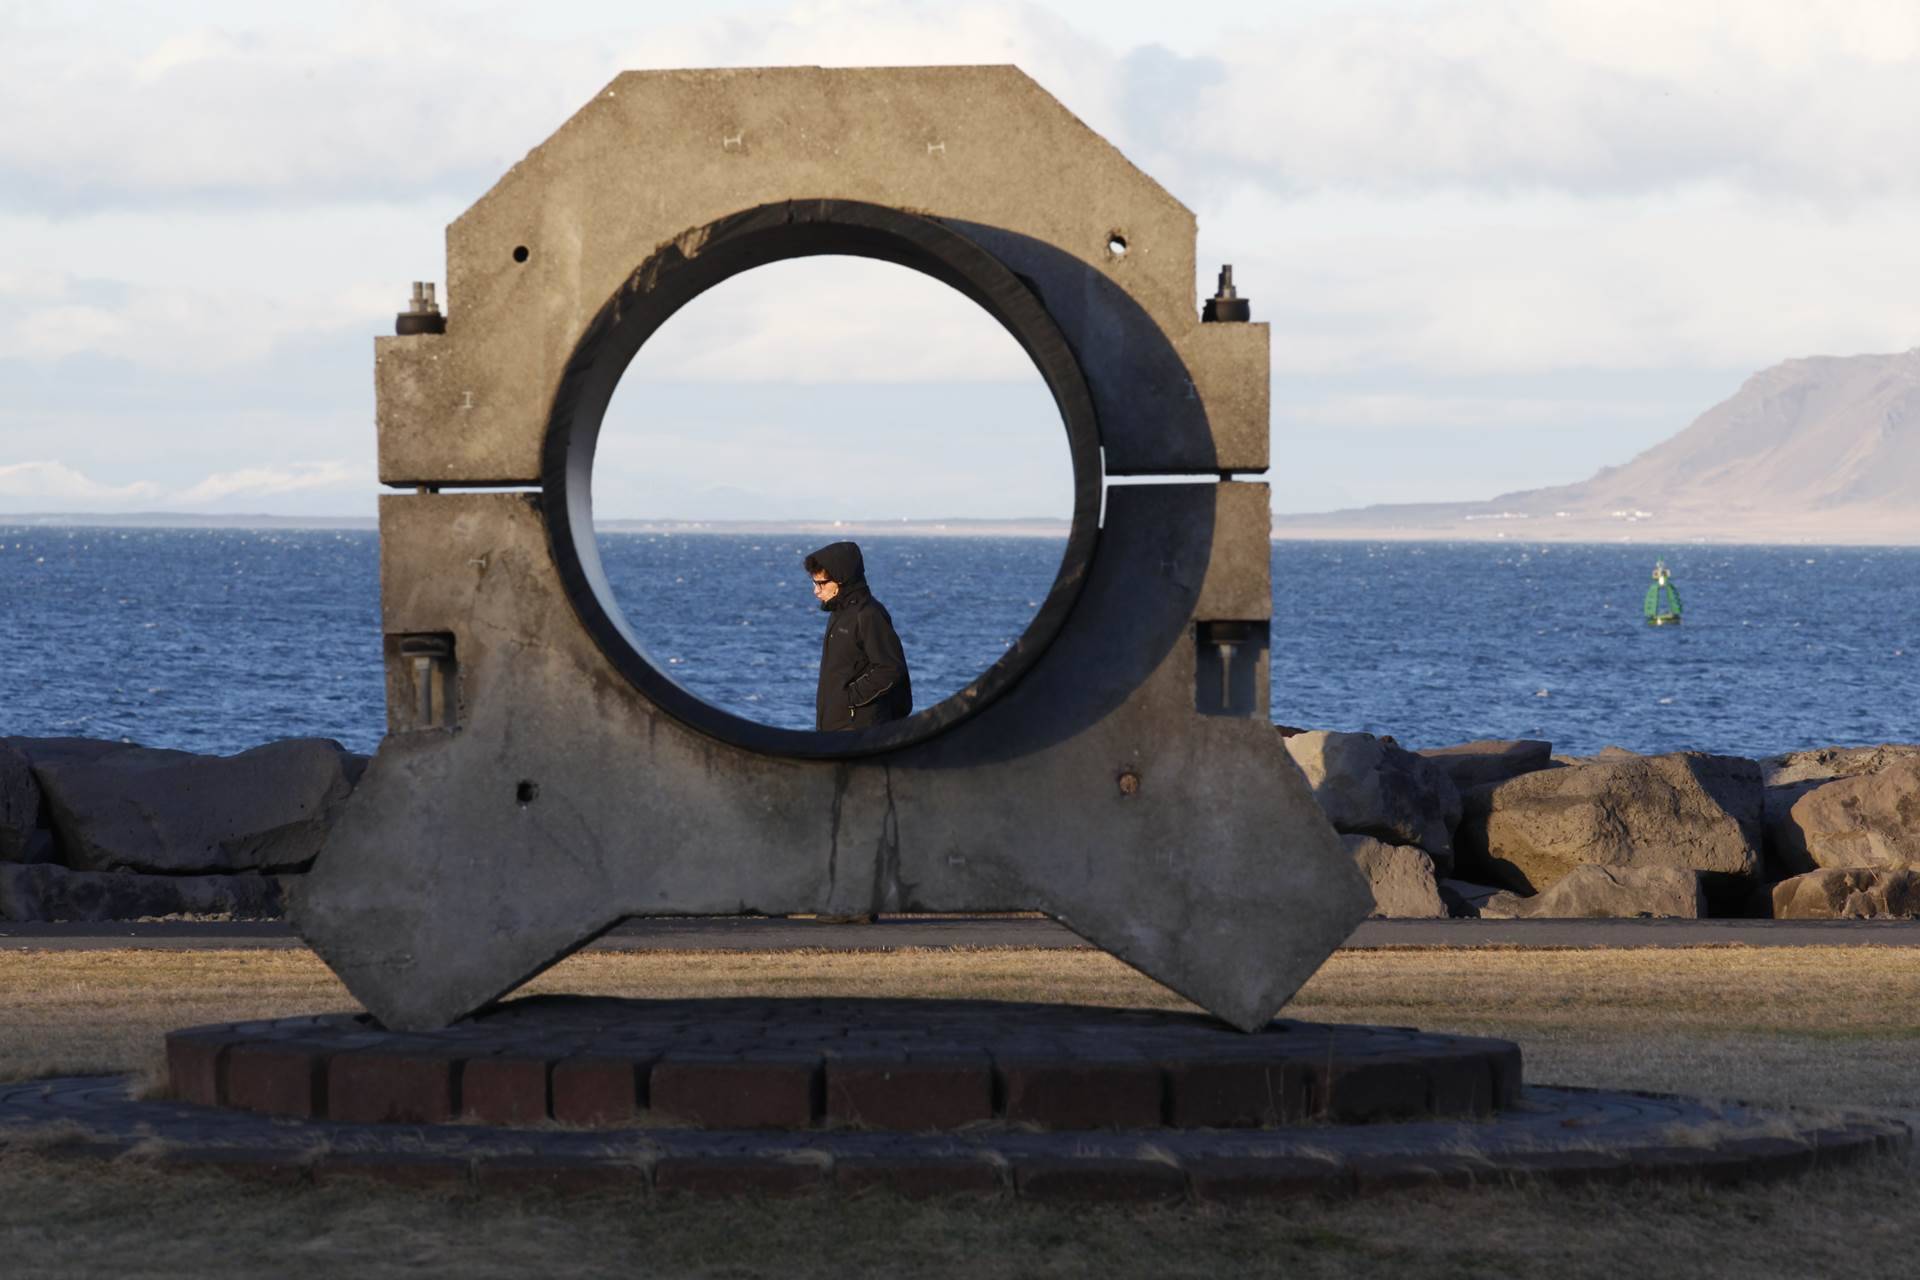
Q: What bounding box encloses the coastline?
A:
[8,511,1920,547]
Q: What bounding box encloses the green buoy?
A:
[1643,559,1682,626]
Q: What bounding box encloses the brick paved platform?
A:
[0,996,1883,1201]
[163,997,1522,1131]
[2,1073,1903,1201]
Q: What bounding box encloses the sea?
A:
[2,527,1914,761]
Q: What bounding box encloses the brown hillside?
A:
[1275,348,1920,543]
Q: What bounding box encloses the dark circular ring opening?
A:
[542,199,1103,759]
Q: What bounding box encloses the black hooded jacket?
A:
[806,541,913,731]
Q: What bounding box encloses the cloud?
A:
[1204,182,1920,377]
[1151,0,1920,200]
[619,257,1037,384]
[0,1,1116,214]
[0,461,162,506]
[1275,391,1677,432]
[172,461,363,505]
[0,459,365,512]
[0,279,365,371]
[9,2,1920,213]
[5,2,1920,518]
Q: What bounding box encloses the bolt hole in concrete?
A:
[593,254,1078,742]
[516,780,539,805]
[512,244,530,263]
[1106,233,1128,258]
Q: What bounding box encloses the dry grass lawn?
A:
[2,943,1918,1278]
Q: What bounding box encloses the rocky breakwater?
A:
[0,737,364,923]
[6,729,1918,924]
[1283,729,1920,920]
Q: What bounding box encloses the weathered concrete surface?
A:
[0,863,283,923]
[1342,835,1445,919]
[37,740,361,875]
[1417,739,1556,792]
[1284,731,1461,872]
[1480,866,1705,920]
[1456,752,1761,895]
[1772,868,1920,919]
[377,67,1265,485]
[297,67,1368,1033]
[298,488,1367,1031]
[1772,757,1920,874]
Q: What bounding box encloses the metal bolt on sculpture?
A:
[291,66,1372,1032]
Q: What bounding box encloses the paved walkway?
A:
[5,916,1920,952]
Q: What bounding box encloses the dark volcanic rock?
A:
[0,863,284,922]
[1480,866,1705,919]
[1283,731,1462,872]
[1416,739,1556,792]
[34,739,360,875]
[0,741,41,862]
[1772,868,1920,919]
[1456,752,1761,895]
[5,737,141,769]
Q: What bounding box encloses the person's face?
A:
[811,572,839,604]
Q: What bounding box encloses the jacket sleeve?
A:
[846,607,908,707]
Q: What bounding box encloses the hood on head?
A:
[804,540,866,587]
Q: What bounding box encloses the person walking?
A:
[804,540,913,732]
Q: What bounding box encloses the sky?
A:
[2,0,1918,520]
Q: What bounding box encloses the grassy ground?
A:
[3,944,1918,1278]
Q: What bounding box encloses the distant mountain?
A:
[1274,348,1920,544]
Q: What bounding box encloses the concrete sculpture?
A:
[292,65,1372,1031]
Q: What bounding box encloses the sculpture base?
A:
[0,998,1899,1201]
[164,996,1521,1131]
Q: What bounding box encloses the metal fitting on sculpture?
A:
[395,281,447,336]
[396,633,455,729]
[1202,265,1251,324]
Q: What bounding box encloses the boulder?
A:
[1416,739,1556,792]
[1552,746,1643,766]
[1456,751,1762,895]
[1759,745,1920,877]
[1342,834,1446,919]
[1,741,40,861]
[0,863,284,922]
[1773,757,1920,873]
[1771,868,1920,920]
[14,828,57,865]
[1760,743,1920,790]
[34,739,360,875]
[1480,866,1705,919]
[5,736,142,769]
[1282,731,1462,872]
